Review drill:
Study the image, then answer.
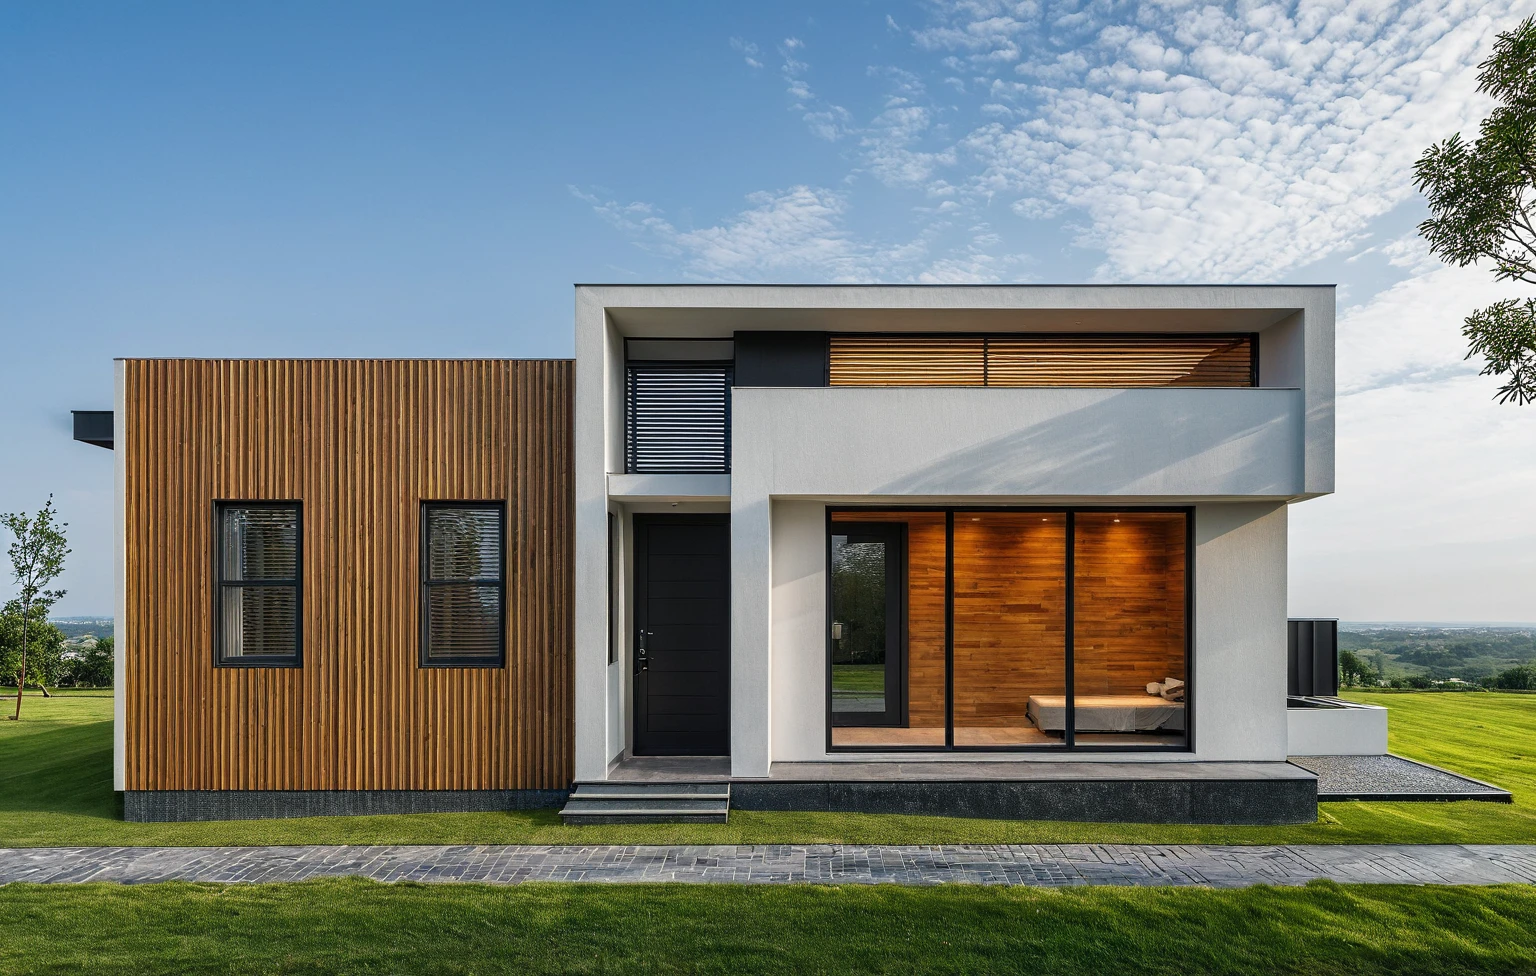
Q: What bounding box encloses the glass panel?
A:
[221,585,297,659]
[830,532,889,717]
[427,507,502,581]
[952,512,1067,747]
[1073,512,1188,747]
[221,507,298,581]
[830,512,946,748]
[426,583,503,661]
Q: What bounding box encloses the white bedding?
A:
[1026,694,1185,733]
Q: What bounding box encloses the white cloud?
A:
[573,184,1027,283]
[730,36,763,70]
[906,0,1534,281]
[779,38,852,141]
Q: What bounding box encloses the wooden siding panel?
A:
[123,359,574,792]
[829,335,1255,387]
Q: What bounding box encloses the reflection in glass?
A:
[830,533,889,717]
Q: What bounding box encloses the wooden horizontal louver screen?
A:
[625,362,732,473]
[829,335,1255,387]
[829,336,985,386]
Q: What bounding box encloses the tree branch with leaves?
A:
[2,496,70,720]
[1415,16,1536,404]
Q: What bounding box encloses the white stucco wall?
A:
[573,289,614,780]
[1190,503,1290,760]
[731,387,1304,500]
[113,360,126,792]
[1288,701,1388,756]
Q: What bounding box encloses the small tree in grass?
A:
[1,497,70,720]
[0,602,66,694]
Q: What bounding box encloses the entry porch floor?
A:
[605,757,1316,824]
[609,756,1311,786]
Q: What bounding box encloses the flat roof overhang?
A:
[578,283,1333,338]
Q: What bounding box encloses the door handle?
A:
[637,630,651,672]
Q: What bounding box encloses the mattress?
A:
[1026,694,1185,733]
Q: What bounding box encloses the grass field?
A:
[1,691,1532,847]
[0,878,1534,975]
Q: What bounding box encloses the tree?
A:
[0,601,66,693]
[1414,16,1536,404]
[1338,648,1380,688]
[1492,663,1536,689]
[72,635,113,688]
[1,497,70,720]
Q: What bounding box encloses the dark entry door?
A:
[633,514,730,756]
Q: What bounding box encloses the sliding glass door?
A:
[829,514,945,748]
[827,508,1190,752]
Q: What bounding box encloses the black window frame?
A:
[213,500,303,669]
[607,511,618,665]
[824,505,1194,754]
[419,500,508,668]
[828,521,908,728]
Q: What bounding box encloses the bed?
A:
[1026,694,1185,733]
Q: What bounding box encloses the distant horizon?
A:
[1339,621,1536,630]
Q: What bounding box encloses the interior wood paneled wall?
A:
[1073,513,1187,696]
[953,514,1067,726]
[122,359,574,791]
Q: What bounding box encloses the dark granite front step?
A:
[560,782,730,824]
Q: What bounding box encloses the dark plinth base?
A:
[731,778,1316,825]
[123,789,571,823]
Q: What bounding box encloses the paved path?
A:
[3,844,1536,888]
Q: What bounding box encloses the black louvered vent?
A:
[626,361,733,473]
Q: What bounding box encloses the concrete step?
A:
[560,781,730,824]
[569,782,729,801]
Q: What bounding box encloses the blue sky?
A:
[3,1,1535,621]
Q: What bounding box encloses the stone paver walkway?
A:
[2,844,1535,888]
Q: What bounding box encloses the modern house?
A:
[84,284,1337,824]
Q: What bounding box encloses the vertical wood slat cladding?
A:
[829,335,1255,387]
[123,359,574,792]
[1073,513,1187,697]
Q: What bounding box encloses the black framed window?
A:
[215,502,301,667]
[826,506,1192,753]
[421,502,506,667]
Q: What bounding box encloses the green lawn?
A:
[0,878,1533,974]
[0,691,1532,847]
[831,663,886,694]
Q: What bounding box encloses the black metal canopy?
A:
[71,410,113,450]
